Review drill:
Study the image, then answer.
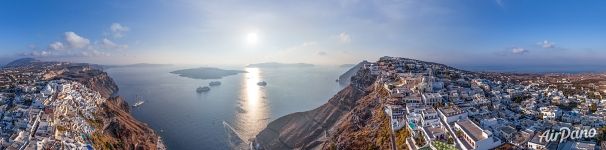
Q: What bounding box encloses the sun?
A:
[246,32,259,46]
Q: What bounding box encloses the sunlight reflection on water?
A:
[234,68,269,141]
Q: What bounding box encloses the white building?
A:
[385,105,406,131]
[528,132,549,150]
[422,93,442,106]
[454,119,502,150]
[499,126,516,141]
[438,106,468,123]
[421,107,440,127]
[404,96,423,107]
[365,63,380,75]
[539,106,558,120]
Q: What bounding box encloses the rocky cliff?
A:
[255,67,396,149]
[337,61,369,85]
[43,63,161,150]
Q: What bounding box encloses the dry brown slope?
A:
[46,64,161,150]
[255,69,394,149]
[321,88,395,150]
[255,86,362,149]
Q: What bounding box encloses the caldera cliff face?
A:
[39,62,162,149]
[255,68,399,149]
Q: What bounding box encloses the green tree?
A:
[590,103,598,113]
[447,136,454,144]
[415,131,426,146]
[598,126,606,142]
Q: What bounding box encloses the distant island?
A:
[339,64,356,68]
[3,58,41,68]
[103,63,173,69]
[170,67,246,79]
[246,62,314,68]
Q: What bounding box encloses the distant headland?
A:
[246,62,314,68]
[339,64,356,68]
[102,63,173,69]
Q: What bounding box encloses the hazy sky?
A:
[1,0,605,66]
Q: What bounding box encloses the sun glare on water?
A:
[234,68,269,140]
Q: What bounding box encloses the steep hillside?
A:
[42,63,162,149]
[337,61,369,85]
[254,68,391,149]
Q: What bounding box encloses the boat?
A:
[132,101,145,107]
[197,86,211,93]
[257,81,267,86]
[132,95,145,107]
[209,81,222,86]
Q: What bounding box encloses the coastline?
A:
[157,136,167,150]
[52,63,165,149]
[104,65,348,149]
[0,59,165,149]
[100,68,167,150]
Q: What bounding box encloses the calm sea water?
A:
[105,66,347,149]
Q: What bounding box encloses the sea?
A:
[456,65,606,73]
[105,65,348,149]
[104,64,606,149]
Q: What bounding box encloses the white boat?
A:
[132,95,145,107]
[209,81,222,86]
[132,101,145,107]
[257,81,267,86]
[197,86,211,93]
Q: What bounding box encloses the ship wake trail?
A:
[223,121,251,150]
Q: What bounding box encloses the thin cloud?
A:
[538,40,555,48]
[99,38,128,50]
[496,0,505,8]
[110,23,130,38]
[24,51,52,57]
[511,47,529,54]
[22,49,110,57]
[302,41,317,47]
[496,47,529,56]
[339,32,351,44]
[49,42,65,51]
[22,29,129,58]
[65,32,90,49]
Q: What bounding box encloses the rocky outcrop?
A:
[254,68,393,149]
[337,61,369,85]
[319,86,394,149]
[75,70,118,98]
[95,96,159,149]
[255,86,359,149]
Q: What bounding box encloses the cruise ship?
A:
[209,81,221,86]
[197,86,211,93]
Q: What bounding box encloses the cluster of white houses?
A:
[368,56,603,150]
[0,79,101,149]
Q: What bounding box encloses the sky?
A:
[1,0,605,66]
